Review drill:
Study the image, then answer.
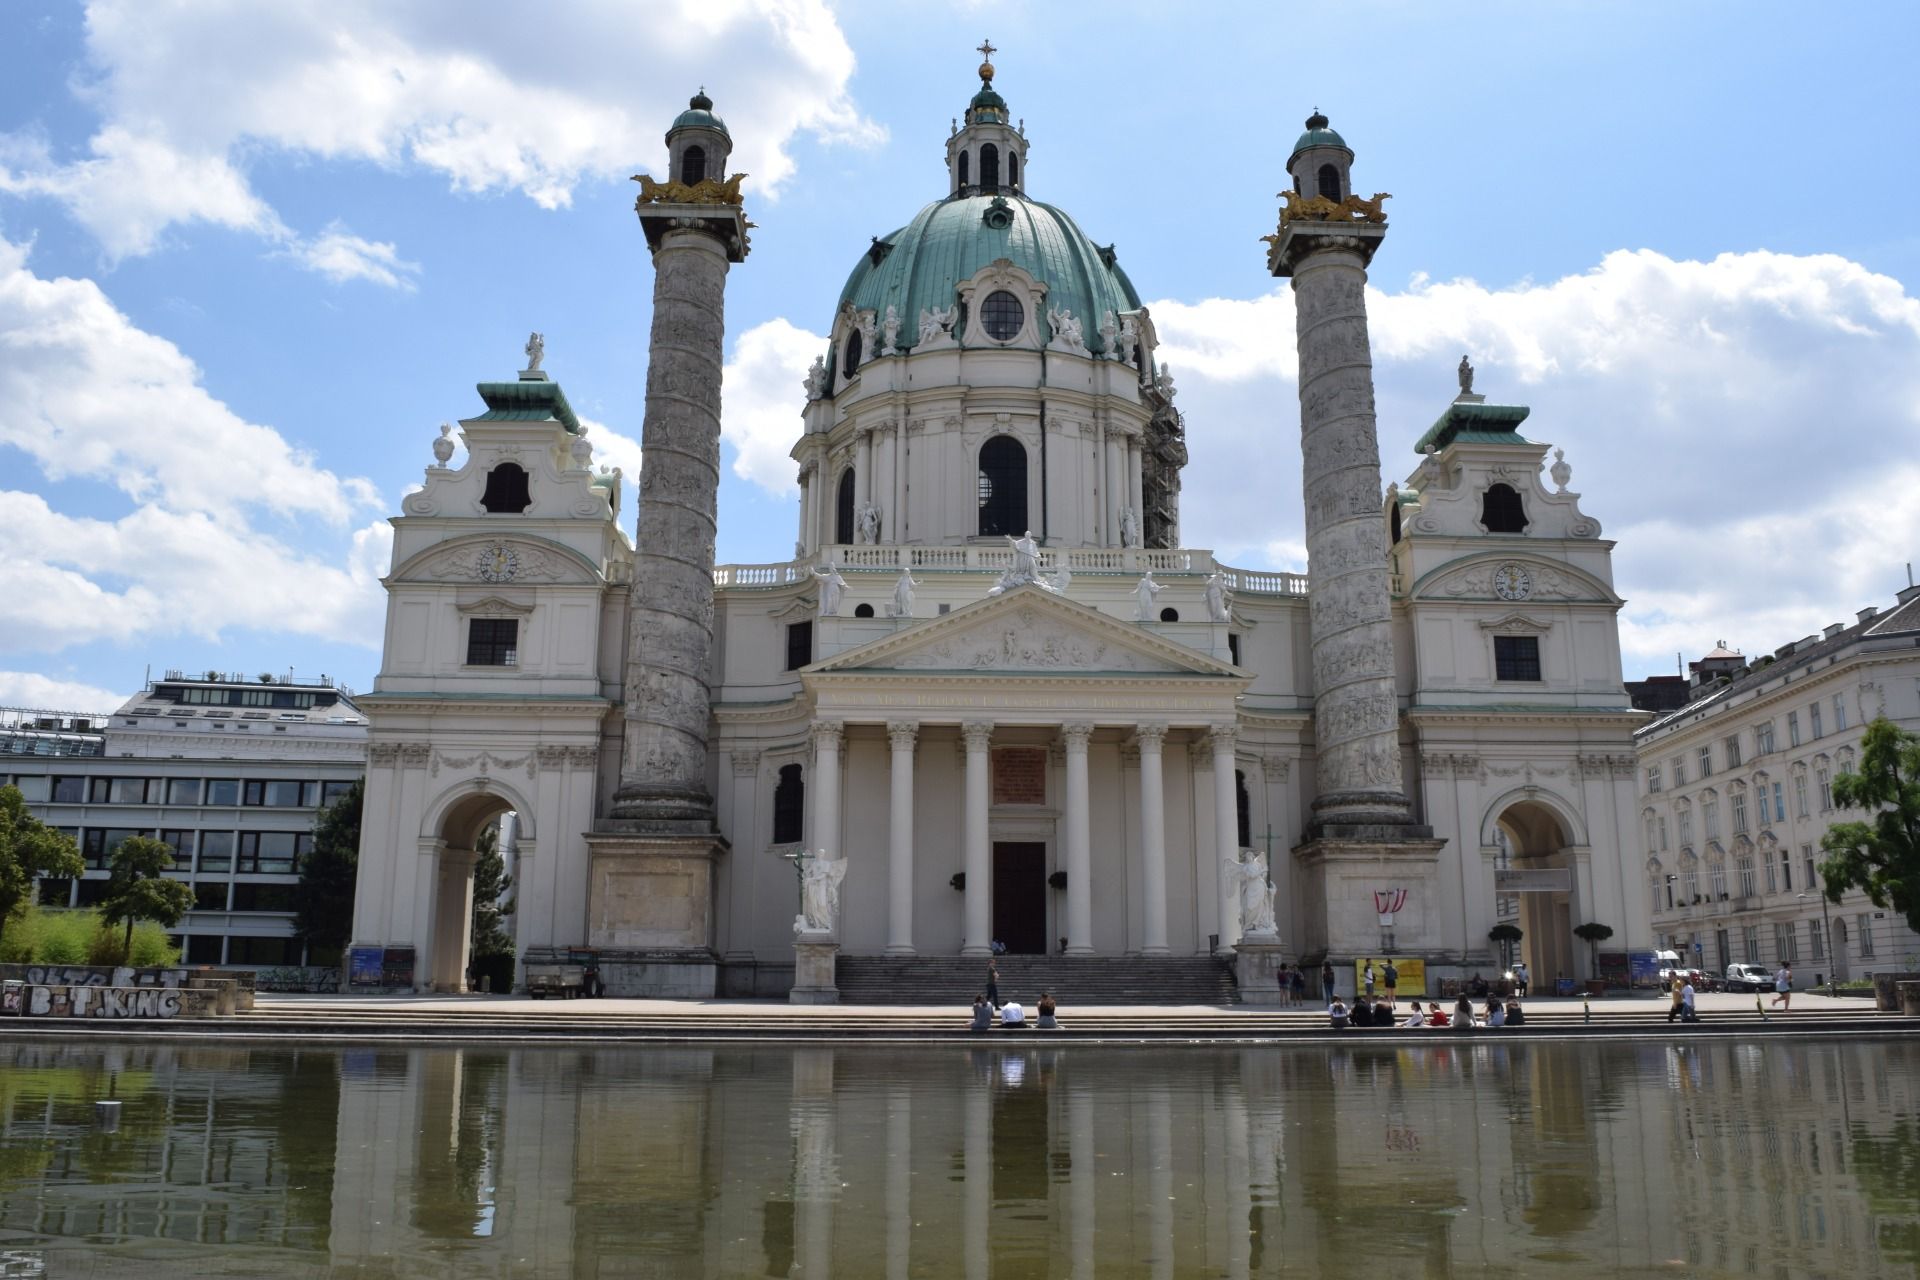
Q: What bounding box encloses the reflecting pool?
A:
[1,1038,1917,1277]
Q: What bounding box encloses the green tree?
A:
[294,779,362,959]
[1573,921,1614,979]
[99,836,195,961]
[1820,717,1920,933]
[0,784,84,950]
[470,820,514,960]
[1488,922,1523,969]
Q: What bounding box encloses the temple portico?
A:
[791,707,1247,959]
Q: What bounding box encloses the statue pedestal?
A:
[790,937,840,1005]
[1292,829,1446,964]
[582,830,727,997]
[1234,934,1288,1005]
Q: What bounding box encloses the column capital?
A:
[886,720,919,751]
[961,721,995,751]
[1208,724,1239,755]
[810,721,845,752]
[729,748,762,776]
[1061,722,1094,751]
[1131,723,1169,751]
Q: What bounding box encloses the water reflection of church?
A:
[3,1041,1913,1275]
[347,56,1648,997]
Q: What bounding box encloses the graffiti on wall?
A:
[252,967,341,993]
[5,965,190,989]
[17,985,184,1019]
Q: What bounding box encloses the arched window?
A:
[1007,152,1018,188]
[1390,502,1402,544]
[842,328,863,379]
[980,143,1000,191]
[980,290,1024,341]
[1234,769,1251,848]
[679,145,706,186]
[1481,483,1529,533]
[480,463,531,513]
[958,150,969,189]
[976,435,1027,536]
[1316,163,1341,201]
[835,469,856,545]
[772,764,804,845]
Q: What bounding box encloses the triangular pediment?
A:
[807,584,1244,678]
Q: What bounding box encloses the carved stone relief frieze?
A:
[891,607,1167,672]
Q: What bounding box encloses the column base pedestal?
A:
[1234,934,1288,1005]
[790,938,840,1004]
[582,828,727,996]
[1292,829,1446,961]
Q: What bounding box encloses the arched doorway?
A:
[1492,797,1577,983]
[431,790,515,992]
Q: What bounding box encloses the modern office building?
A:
[1,671,367,968]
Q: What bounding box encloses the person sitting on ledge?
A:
[1374,999,1395,1026]
[1485,997,1506,1027]
[1348,997,1372,1028]
[1454,994,1477,1027]
[1504,999,1526,1026]
[1425,1001,1449,1027]
[1328,997,1350,1028]
[970,994,992,1032]
[1401,1003,1426,1028]
[1000,999,1027,1028]
[1467,973,1490,998]
[1036,993,1059,1029]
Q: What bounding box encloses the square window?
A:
[467,618,519,666]
[193,881,230,912]
[1493,635,1541,681]
[11,775,50,803]
[321,780,357,805]
[198,830,235,873]
[166,778,201,805]
[263,780,303,807]
[51,776,85,804]
[89,777,112,803]
[205,779,241,805]
[185,934,224,964]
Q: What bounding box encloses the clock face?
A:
[475,542,520,583]
[1493,562,1532,601]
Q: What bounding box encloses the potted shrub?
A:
[1573,922,1615,994]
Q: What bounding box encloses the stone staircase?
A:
[834,954,1240,1007]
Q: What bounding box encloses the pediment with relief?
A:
[1414,555,1614,604]
[810,587,1239,678]
[392,534,602,586]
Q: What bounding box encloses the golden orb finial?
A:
[976,38,996,82]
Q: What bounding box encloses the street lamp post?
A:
[1797,892,1836,999]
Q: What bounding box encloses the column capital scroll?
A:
[886,720,919,751]
[961,721,995,751]
[810,721,845,752]
[1131,723,1169,751]
[1208,724,1238,755]
[1061,722,1094,751]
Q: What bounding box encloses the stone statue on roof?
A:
[525,331,545,372]
[1458,354,1473,395]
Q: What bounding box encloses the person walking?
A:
[1666,973,1686,1023]
[1383,959,1399,1009]
[1321,959,1337,1003]
[1771,963,1792,1011]
[1513,961,1530,998]
[1679,978,1699,1023]
[986,961,1001,1011]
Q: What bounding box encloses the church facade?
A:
[347,62,1650,997]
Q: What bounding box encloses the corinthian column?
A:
[1062,722,1094,955]
[1270,218,1412,831]
[886,721,918,955]
[611,221,737,827]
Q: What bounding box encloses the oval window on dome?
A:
[981,290,1024,341]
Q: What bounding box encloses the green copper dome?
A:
[670,90,729,138]
[835,194,1141,352]
[1289,111,1349,160]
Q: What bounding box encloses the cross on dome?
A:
[977,39,996,62]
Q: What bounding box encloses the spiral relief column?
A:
[1267,111,1441,968]
[585,93,752,996]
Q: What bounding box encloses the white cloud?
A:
[291,223,421,290]
[0,234,382,521]
[3,0,881,272]
[577,415,644,485]
[1151,249,1920,676]
[0,670,130,714]
[0,236,389,664]
[721,317,823,495]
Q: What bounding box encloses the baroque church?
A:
[347,56,1650,998]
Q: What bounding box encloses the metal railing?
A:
[716,545,1309,596]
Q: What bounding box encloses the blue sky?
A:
[2,1,1918,710]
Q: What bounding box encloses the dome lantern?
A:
[1286,108,1354,204]
[666,87,732,188]
[946,41,1028,198]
